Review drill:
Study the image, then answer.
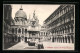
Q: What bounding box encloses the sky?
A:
[11,4,60,26]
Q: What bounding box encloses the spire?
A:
[20,5,23,10]
[33,10,35,18]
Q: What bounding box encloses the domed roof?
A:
[15,7,27,18]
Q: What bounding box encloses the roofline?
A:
[44,5,62,23]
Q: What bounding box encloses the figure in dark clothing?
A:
[37,39,44,49]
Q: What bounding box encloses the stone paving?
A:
[7,41,74,50]
[7,41,28,50]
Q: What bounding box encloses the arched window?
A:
[22,28,24,34]
[18,28,21,33]
[12,28,14,34]
[15,28,17,34]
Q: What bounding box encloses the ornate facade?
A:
[11,7,41,42]
[44,5,75,43]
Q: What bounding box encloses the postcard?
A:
[3,4,75,50]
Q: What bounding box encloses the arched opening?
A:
[65,36,67,43]
[18,28,21,33]
[52,37,54,42]
[67,36,70,43]
[12,28,14,34]
[71,35,74,43]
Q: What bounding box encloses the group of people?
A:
[28,38,44,49]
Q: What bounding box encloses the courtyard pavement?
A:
[7,41,74,50]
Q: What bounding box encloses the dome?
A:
[15,8,27,18]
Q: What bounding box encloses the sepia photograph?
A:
[3,4,75,50]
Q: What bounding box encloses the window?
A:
[46,33,47,36]
[59,11,60,16]
[62,18,64,24]
[66,17,69,22]
[71,24,74,33]
[15,28,17,34]
[62,10,63,15]
[63,29,64,34]
[68,26,70,33]
[68,7,70,11]
[67,7,69,12]
[25,29,27,33]
[18,28,21,33]
[22,28,24,34]
[71,14,74,20]
[63,9,64,14]
[64,8,66,13]
[12,28,14,34]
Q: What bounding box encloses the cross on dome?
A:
[20,5,23,10]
